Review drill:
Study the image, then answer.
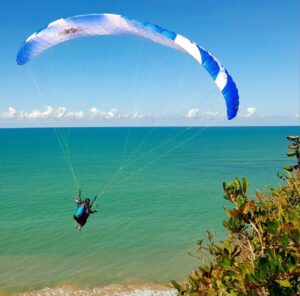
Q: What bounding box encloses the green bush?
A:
[172,136,300,295]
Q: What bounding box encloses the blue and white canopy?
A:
[16,13,239,119]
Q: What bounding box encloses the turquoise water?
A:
[0,126,298,294]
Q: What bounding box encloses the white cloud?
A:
[186,108,200,118]
[106,108,119,119]
[245,107,256,118]
[3,107,17,119]
[90,107,119,119]
[131,112,147,119]
[65,111,85,119]
[2,106,149,121]
[185,109,223,119]
[55,107,85,119]
[19,106,55,119]
[56,107,67,118]
[204,111,221,118]
[2,106,86,121]
[90,107,106,118]
[90,107,149,120]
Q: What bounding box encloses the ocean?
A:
[0,126,298,295]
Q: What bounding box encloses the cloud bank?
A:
[2,105,296,127]
[1,106,149,121]
[2,106,258,122]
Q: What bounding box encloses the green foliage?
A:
[173,137,300,295]
[284,136,300,176]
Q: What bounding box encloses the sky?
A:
[0,0,299,127]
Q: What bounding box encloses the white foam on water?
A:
[17,284,177,296]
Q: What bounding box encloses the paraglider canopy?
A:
[16,13,239,119]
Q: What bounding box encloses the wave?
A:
[14,284,177,296]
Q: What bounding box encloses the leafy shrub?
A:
[172,136,300,295]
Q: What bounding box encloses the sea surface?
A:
[0,126,298,295]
